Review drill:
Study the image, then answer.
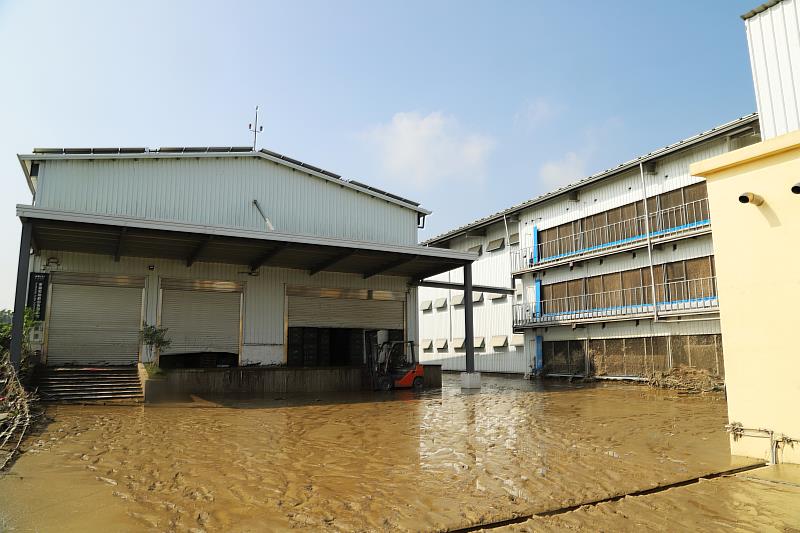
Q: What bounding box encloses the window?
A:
[486,238,505,252]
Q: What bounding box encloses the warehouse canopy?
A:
[17,206,474,280]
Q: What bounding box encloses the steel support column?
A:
[464,263,475,374]
[10,221,32,370]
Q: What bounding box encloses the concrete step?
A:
[36,378,139,386]
[41,366,136,374]
[43,394,144,402]
[42,371,139,377]
[39,385,143,393]
[36,366,144,403]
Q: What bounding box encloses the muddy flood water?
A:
[0,375,764,532]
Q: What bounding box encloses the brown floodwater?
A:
[503,464,800,532]
[0,375,758,532]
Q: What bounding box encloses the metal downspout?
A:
[639,162,659,322]
[503,214,511,284]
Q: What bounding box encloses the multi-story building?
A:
[419,114,761,378]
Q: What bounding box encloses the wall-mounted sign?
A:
[27,272,49,321]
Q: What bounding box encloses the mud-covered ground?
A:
[501,464,800,532]
[0,375,767,532]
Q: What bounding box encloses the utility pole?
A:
[249,106,263,150]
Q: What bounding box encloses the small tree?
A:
[140,323,171,367]
[0,308,40,379]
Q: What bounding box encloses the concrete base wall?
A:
[146,365,444,401]
[164,366,365,397]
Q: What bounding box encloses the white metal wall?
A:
[418,219,526,373]
[421,351,530,374]
[528,318,721,344]
[525,234,715,286]
[34,251,413,366]
[517,139,729,247]
[745,0,800,139]
[417,140,734,374]
[35,157,419,246]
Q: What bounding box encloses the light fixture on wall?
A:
[45,257,60,268]
[738,192,764,205]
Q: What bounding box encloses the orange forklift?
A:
[368,331,424,391]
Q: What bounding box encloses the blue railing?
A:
[512,198,710,272]
[512,277,718,326]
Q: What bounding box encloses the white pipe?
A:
[725,424,800,465]
[503,213,515,289]
[639,162,659,322]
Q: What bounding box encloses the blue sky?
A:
[0,0,759,307]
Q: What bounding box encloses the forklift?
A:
[368,330,425,391]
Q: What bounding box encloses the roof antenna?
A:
[248,105,263,150]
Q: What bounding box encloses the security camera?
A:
[738,192,764,206]
[792,183,800,194]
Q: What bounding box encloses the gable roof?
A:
[422,113,759,245]
[17,146,430,215]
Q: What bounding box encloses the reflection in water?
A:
[0,375,749,532]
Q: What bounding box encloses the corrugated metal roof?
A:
[23,146,427,214]
[422,113,759,245]
[742,0,784,20]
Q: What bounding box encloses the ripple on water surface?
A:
[0,375,744,532]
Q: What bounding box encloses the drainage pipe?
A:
[503,213,511,281]
[639,162,659,322]
[725,423,800,465]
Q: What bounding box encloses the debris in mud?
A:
[0,353,37,471]
[648,366,724,394]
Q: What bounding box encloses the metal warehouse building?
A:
[9,147,474,398]
[418,114,762,379]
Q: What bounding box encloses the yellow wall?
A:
[691,130,800,464]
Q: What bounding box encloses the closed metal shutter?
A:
[47,284,143,366]
[288,295,404,330]
[160,289,241,355]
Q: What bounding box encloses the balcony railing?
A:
[512,198,710,272]
[513,277,718,327]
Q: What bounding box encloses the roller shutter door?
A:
[288,295,404,330]
[160,288,241,355]
[47,284,143,366]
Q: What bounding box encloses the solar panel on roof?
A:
[349,180,420,207]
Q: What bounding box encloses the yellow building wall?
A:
[691,130,800,464]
